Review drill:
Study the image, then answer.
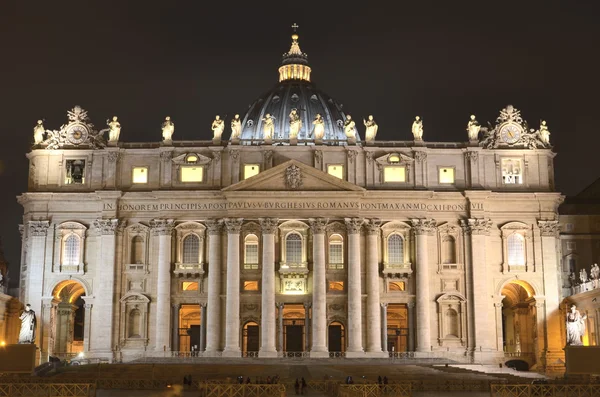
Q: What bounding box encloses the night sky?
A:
[1,1,599,285]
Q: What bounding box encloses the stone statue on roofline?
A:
[343,115,356,144]
[230,114,242,142]
[412,116,423,140]
[566,304,587,346]
[312,113,325,142]
[18,304,36,344]
[539,120,550,145]
[107,116,121,143]
[211,115,225,142]
[162,116,174,142]
[466,114,480,141]
[33,120,46,144]
[289,108,302,139]
[363,115,378,143]
[262,113,275,141]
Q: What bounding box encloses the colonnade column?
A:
[345,217,364,356]
[93,218,119,357]
[150,218,174,353]
[309,218,328,357]
[381,303,388,353]
[277,303,284,352]
[464,218,493,352]
[365,219,384,356]
[204,219,222,356]
[223,218,243,357]
[259,218,278,358]
[410,218,436,353]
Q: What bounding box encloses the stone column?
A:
[259,217,278,358]
[309,218,328,357]
[410,218,436,353]
[200,303,207,352]
[277,303,284,352]
[81,297,94,353]
[26,220,49,340]
[223,218,243,357]
[345,217,364,356]
[537,220,564,364]
[365,219,384,356]
[304,302,311,351]
[150,218,174,353]
[93,218,119,357]
[407,301,415,352]
[381,303,388,353]
[204,220,222,355]
[464,218,493,352]
[172,303,180,353]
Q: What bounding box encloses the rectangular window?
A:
[388,281,405,291]
[243,281,259,291]
[65,159,86,184]
[439,167,455,184]
[132,167,148,184]
[181,166,203,182]
[328,281,344,292]
[244,164,260,180]
[383,166,406,183]
[501,158,523,185]
[327,164,344,179]
[182,281,198,291]
[245,244,259,265]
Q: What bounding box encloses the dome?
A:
[236,26,361,144]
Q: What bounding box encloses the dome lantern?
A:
[279,23,311,82]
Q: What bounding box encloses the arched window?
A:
[328,234,344,266]
[128,309,141,338]
[183,234,200,263]
[387,234,404,264]
[445,309,459,338]
[245,234,259,266]
[285,233,302,265]
[442,235,456,264]
[131,236,144,264]
[507,233,525,266]
[63,235,80,266]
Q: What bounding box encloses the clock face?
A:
[66,124,89,145]
[499,123,522,144]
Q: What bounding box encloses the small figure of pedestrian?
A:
[246,377,251,384]
[383,376,388,385]
[378,375,382,385]
[301,377,307,395]
[294,378,300,395]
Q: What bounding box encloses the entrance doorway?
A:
[51,280,86,357]
[283,304,306,352]
[387,304,408,352]
[179,304,201,352]
[243,321,260,355]
[328,321,345,352]
[501,280,537,357]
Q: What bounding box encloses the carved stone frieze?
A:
[212,151,221,163]
[263,150,273,163]
[537,220,559,237]
[462,218,493,235]
[365,152,374,163]
[410,218,437,235]
[107,151,120,163]
[242,304,259,312]
[344,218,363,234]
[465,151,479,162]
[347,150,357,164]
[284,165,303,190]
[28,220,50,237]
[328,303,344,312]
[159,151,173,162]
[314,150,322,164]
[224,218,244,234]
[259,218,279,234]
[229,149,240,162]
[414,151,427,163]
[93,219,119,235]
[309,218,329,234]
[149,219,175,236]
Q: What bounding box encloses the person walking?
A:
[294,378,300,395]
[301,377,307,395]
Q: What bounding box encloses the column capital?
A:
[223,218,243,234]
[537,220,559,237]
[380,302,388,309]
[150,218,175,236]
[28,220,50,237]
[308,218,328,234]
[344,218,364,234]
[407,301,415,309]
[462,218,493,236]
[276,302,285,309]
[365,219,381,235]
[205,219,223,235]
[200,302,207,308]
[410,218,437,235]
[171,303,180,309]
[304,302,312,309]
[259,218,279,234]
[94,218,120,235]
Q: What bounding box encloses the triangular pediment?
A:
[222,160,365,192]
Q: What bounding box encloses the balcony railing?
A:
[173,263,204,277]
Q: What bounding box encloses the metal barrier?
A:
[0,383,95,397]
[335,383,412,397]
[491,384,600,396]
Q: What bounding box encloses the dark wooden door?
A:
[328,325,342,352]
[189,325,200,350]
[285,325,303,351]
[246,325,259,352]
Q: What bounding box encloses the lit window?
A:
[132,167,148,184]
[182,281,198,291]
[285,233,303,265]
[244,164,260,179]
[181,166,203,182]
[327,165,344,179]
[244,234,259,267]
[244,281,259,291]
[507,233,525,266]
[441,235,456,264]
[384,166,406,183]
[388,154,400,163]
[62,235,80,266]
[186,154,198,163]
[328,234,344,266]
[501,158,523,185]
[65,159,86,184]
[328,281,344,291]
[388,234,404,264]
[182,235,200,263]
[388,281,405,291]
[439,167,455,184]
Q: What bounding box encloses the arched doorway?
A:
[387,304,408,353]
[50,280,86,358]
[501,280,538,366]
[179,304,201,352]
[328,321,345,353]
[283,304,306,352]
[242,321,259,356]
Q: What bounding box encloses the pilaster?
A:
[150,218,174,352]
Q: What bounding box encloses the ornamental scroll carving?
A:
[259,218,279,234]
[263,150,273,163]
[414,151,427,163]
[365,152,374,163]
[149,219,175,236]
[285,165,303,190]
[537,220,559,237]
[28,220,50,237]
[229,149,240,162]
[465,151,479,162]
[309,218,329,234]
[159,151,173,162]
[344,218,364,234]
[464,218,493,235]
[314,150,323,164]
[94,218,119,235]
[410,218,437,235]
[107,151,120,163]
[347,150,357,164]
[224,218,243,234]
[205,219,223,235]
[364,218,382,235]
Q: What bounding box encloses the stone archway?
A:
[500,280,538,367]
[50,280,87,358]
